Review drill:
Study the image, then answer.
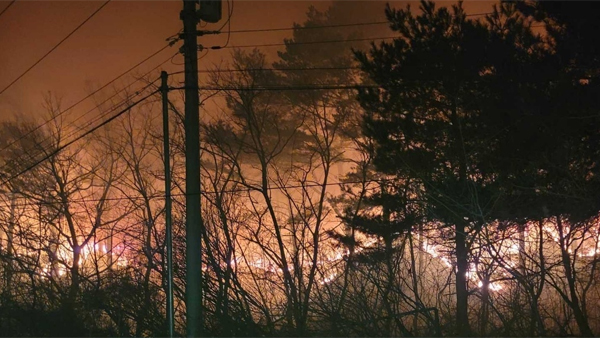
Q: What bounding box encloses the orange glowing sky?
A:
[0,0,495,120]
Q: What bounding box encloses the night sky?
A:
[0,0,494,120]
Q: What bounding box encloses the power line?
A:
[0,80,160,183]
[0,90,157,187]
[0,80,161,188]
[56,79,159,150]
[172,75,595,90]
[41,52,173,154]
[187,63,595,76]
[0,43,172,159]
[198,11,533,51]
[210,35,398,50]
[169,66,360,76]
[0,0,16,19]
[204,12,492,35]
[0,0,112,96]
[217,0,234,48]
[200,25,552,52]
[227,20,389,34]
[0,42,175,186]
[0,54,169,182]
[171,84,377,91]
[173,83,493,92]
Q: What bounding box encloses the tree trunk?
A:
[479,276,490,335]
[70,245,80,303]
[455,222,470,336]
[532,220,546,336]
[5,193,15,295]
[556,216,594,337]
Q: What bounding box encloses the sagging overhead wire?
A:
[200,35,398,51]
[59,50,177,141]
[0,43,173,159]
[55,78,161,150]
[170,84,380,91]
[0,0,112,96]
[201,11,492,35]
[227,20,390,34]
[215,0,233,48]
[0,75,163,180]
[169,66,360,76]
[182,12,495,52]
[169,73,589,92]
[0,0,16,19]
[0,89,158,187]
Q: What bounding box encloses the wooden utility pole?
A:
[161,71,175,338]
[181,1,203,337]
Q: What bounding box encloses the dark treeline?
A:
[1,1,600,336]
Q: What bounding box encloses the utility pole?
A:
[161,71,175,338]
[181,0,203,337]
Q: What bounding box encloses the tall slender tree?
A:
[355,2,497,335]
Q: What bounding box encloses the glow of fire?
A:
[11,212,600,294]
